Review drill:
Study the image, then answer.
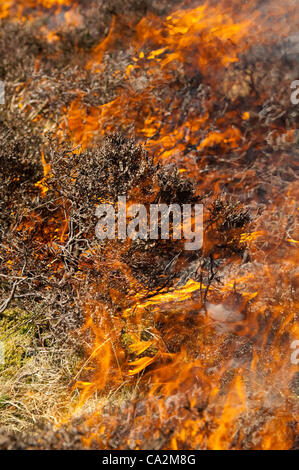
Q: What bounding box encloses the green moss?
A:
[121,332,135,349]
[0,308,36,374]
[0,395,10,409]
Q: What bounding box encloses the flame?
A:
[65,0,298,447]
[34,151,51,196]
[5,0,299,451]
[59,0,297,161]
[0,0,77,33]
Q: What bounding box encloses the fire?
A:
[60,0,297,161]
[0,0,77,31]
[2,0,298,451]
[66,1,298,448]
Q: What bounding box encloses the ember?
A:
[0,0,298,452]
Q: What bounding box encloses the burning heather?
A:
[0,0,298,451]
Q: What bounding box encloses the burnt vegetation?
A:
[0,0,298,450]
